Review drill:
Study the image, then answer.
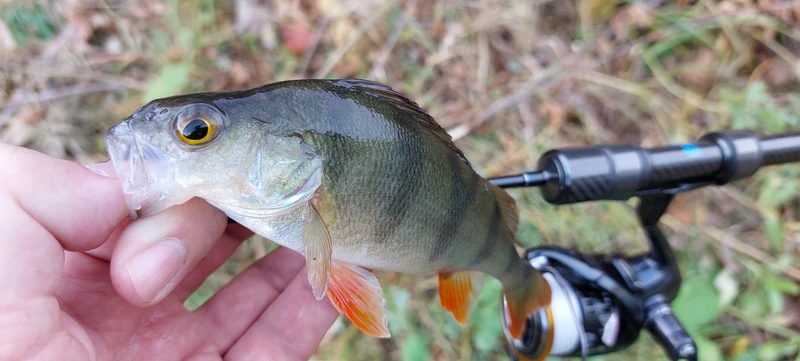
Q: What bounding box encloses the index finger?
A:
[0,144,128,251]
[0,144,127,300]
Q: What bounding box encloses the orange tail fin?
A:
[507,307,555,361]
[326,261,390,338]
[504,270,552,339]
[438,271,480,325]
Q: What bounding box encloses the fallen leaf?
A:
[714,269,740,308]
[333,53,362,77]
[0,20,15,50]
[537,101,568,127]
[728,336,750,359]
[229,61,251,86]
[280,20,315,56]
[678,48,716,91]
[763,59,794,87]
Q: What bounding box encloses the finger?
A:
[196,247,308,353]
[0,145,127,301]
[0,144,127,251]
[84,218,133,262]
[184,345,223,361]
[224,222,253,241]
[87,210,251,264]
[173,231,246,300]
[223,268,339,361]
[110,198,227,306]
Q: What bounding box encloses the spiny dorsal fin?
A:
[489,183,519,235]
[334,78,471,166]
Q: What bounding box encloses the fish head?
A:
[105,94,323,220]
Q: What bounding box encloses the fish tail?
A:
[503,264,552,340]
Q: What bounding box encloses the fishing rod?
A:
[489,130,800,361]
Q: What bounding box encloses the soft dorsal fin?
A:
[489,183,519,235]
[334,78,471,166]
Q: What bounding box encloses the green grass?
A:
[2,0,800,360]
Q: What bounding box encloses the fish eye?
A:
[174,105,224,146]
[179,118,213,144]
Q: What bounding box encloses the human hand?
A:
[0,144,339,361]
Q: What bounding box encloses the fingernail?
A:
[124,238,187,304]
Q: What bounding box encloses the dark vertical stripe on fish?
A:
[470,196,500,267]
[503,250,521,275]
[312,133,353,187]
[428,159,478,263]
[369,129,423,243]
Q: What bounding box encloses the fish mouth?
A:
[105,122,174,219]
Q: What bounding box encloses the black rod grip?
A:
[761,132,800,166]
[536,142,725,205]
[535,130,800,205]
[644,143,723,189]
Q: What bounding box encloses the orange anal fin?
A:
[326,261,390,338]
[505,271,552,339]
[438,271,479,326]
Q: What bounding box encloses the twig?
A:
[751,33,800,83]
[313,1,397,78]
[700,0,748,55]
[475,31,489,93]
[448,64,576,141]
[1,83,126,110]
[661,216,800,282]
[756,0,800,11]
[727,307,800,340]
[447,29,634,141]
[640,52,728,114]
[297,16,330,77]
[713,187,762,212]
[412,301,458,361]
[575,69,678,138]
[369,0,416,81]
[1,62,147,90]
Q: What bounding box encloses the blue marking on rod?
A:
[681,144,701,157]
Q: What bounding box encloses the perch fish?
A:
[105,78,551,341]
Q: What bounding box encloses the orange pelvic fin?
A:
[438,271,481,325]
[326,261,390,338]
[505,270,552,339]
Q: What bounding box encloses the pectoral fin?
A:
[304,203,332,300]
[327,261,390,338]
[439,271,481,325]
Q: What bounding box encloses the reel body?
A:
[491,131,800,361]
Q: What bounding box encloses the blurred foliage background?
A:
[2,0,800,360]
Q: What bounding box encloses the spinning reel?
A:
[490,131,800,361]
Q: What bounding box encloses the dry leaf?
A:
[678,48,716,91]
[333,53,362,77]
[537,101,567,127]
[229,61,251,86]
[0,20,15,50]
[763,59,794,87]
[610,3,653,39]
[280,20,315,56]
